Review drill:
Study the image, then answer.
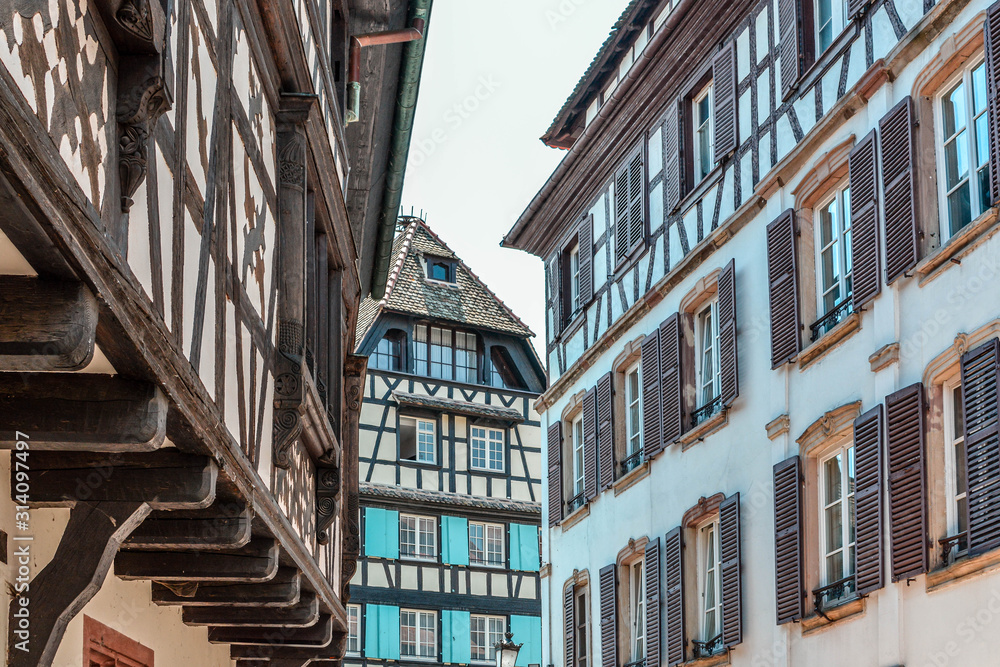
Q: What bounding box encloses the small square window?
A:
[400,609,437,658]
[468,521,505,567]
[425,256,457,283]
[471,614,506,662]
[400,416,436,464]
[471,426,505,472]
[400,514,437,561]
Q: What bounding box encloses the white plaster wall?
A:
[541,2,1000,666]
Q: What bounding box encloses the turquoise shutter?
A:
[365,508,400,559]
[441,610,472,664]
[441,516,469,566]
[509,615,542,666]
[510,524,540,572]
[365,604,401,660]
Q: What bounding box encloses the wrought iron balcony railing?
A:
[809,298,854,342]
[813,575,857,613]
[691,396,723,428]
[692,633,724,658]
[620,449,644,476]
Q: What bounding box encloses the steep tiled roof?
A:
[356,219,534,342]
[360,482,541,515]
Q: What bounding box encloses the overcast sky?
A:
[400,0,627,358]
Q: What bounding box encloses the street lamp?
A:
[493,631,522,667]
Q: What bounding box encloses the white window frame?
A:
[470,426,505,473]
[400,609,437,659]
[471,614,506,663]
[813,181,853,319]
[943,378,969,557]
[468,521,505,567]
[815,0,847,55]
[346,604,361,655]
[575,586,590,667]
[693,82,714,184]
[571,415,585,500]
[400,416,437,465]
[935,57,991,241]
[695,299,721,408]
[569,242,581,315]
[400,514,437,561]
[628,559,645,663]
[818,440,856,588]
[697,518,723,644]
[625,362,643,459]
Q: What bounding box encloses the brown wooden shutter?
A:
[547,252,562,336]
[986,3,1000,205]
[961,338,1000,556]
[615,149,645,263]
[773,456,804,624]
[645,537,662,667]
[597,372,615,489]
[583,386,599,501]
[854,404,885,594]
[565,584,576,667]
[718,259,739,407]
[713,43,738,163]
[599,564,617,667]
[641,330,662,458]
[879,96,919,284]
[849,130,882,309]
[664,526,685,665]
[885,382,928,580]
[659,314,684,445]
[579,215,594,305]
[719,493,742,647]
[548,421,563,527]
[778,0,804,99]
[664,101,682,213]
[766,209,801,368]
[847,0,872,20]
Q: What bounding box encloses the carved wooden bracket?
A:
[339,354,367,602]
[315,464,340,545]
[273,320,305,470]
[91,0,174,213]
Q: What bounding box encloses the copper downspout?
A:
[346,17,426,123]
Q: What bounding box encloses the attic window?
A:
[424,256,457,283]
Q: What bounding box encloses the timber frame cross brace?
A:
[345,17,426,123]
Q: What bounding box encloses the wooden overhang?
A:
[0,0,426,665]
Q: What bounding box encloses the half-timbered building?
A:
[0,1,432,666]
[347,217,546,666]
[504,0,1000,665]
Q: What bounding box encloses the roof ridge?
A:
[415,221,535,338]
[380,219,419,305]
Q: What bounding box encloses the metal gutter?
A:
[370,0,433,299]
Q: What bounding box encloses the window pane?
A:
[943,81,966,138]
[824,455,842,505]
[957,439,967,496]
[945,133,969,190]
[953,386,965,435]
[973,63,988,114]
[948,182,972,236]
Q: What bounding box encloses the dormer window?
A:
[424,255,457,283]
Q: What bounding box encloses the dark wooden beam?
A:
[18,451,217,509]
[211,614,332,647]
[8,502,149,667]
[0,373,167,451]
[229,629,344,661]
[151,567,302,607]
[182,592,319,627]
[122,502,251,550]
[0,277,98,371]
[115,537,278,582]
